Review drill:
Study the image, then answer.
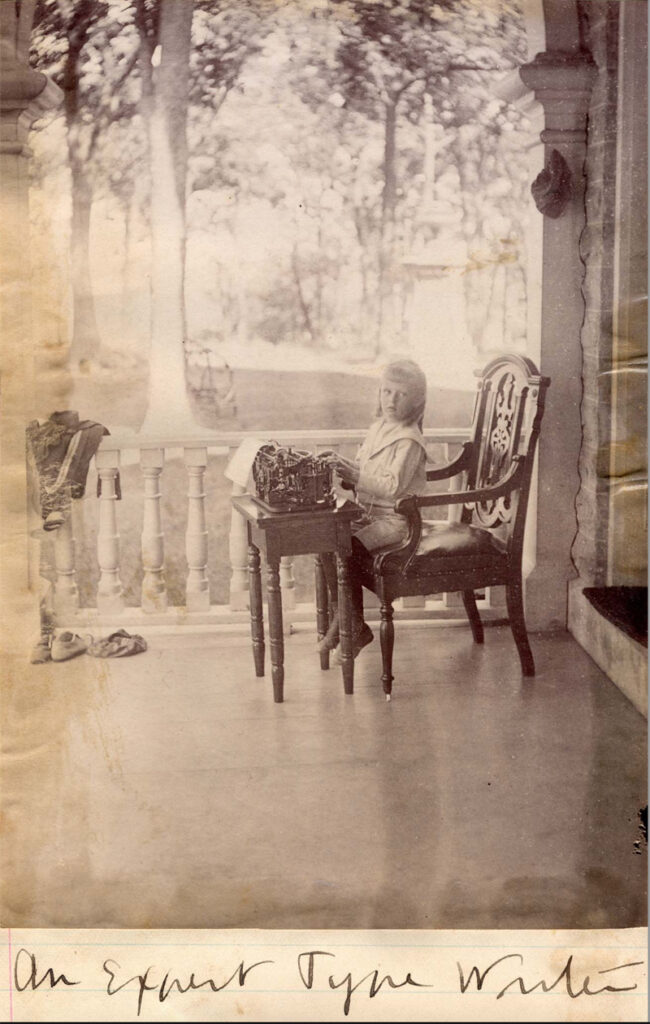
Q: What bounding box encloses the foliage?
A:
[29,0,534,382]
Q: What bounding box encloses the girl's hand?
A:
[332,455,359,486]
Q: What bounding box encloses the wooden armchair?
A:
[352,354,550,698]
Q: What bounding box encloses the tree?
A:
[181,0,528,360]
[28,0,532,411]
[131,0,195,432]
[323,0,452,349]
[313,0,524,351]
[31,0,112,368]
[135,0,275,431]
[31,0,273,424]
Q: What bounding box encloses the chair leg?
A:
[379,597,394,698]
[462,590,484,644]
[506,580,535,677]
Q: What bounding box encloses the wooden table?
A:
[231,495,362,702]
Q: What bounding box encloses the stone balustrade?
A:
[41,427,510,629]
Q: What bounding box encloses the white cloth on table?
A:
[224,437,269,489]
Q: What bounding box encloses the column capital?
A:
[519,50,598,145]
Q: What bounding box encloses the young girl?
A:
[319,359,429,658]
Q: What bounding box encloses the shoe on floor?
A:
[51,632,90,662]
[334,623,374,662]
[30,635,52,664]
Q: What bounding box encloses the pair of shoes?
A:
[51,632,90,662]
[334,623,374,662]
[88,629,147,658]
[30,634,53,664]
[317,613,339,655]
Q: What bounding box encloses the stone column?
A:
[1,6,62,652]
[519,50,597,630]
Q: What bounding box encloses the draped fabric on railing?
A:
[41,428,509,627]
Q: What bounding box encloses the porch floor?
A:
[3,623,646,930]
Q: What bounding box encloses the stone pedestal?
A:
[402,107,477,390]
[404,242,477,391]
[403,199,477,391]
[519,50,597,630]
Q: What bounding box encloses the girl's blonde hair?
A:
[376,359,427,429]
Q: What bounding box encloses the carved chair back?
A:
[460,355,549,561]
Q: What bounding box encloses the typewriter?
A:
[252,442,336,513]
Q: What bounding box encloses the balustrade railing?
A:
[37,427,507,629]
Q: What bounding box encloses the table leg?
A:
[248,542,265,677]
[337,553,354,695]
[314,554,330,671]
[266,557,284,703]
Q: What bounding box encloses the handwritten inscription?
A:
[103,957,274,1016]
[11,946,643,1017]
[297,950,430,1015]
[14,948,80,993]
[457,952,643,1000]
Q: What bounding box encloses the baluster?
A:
[96,449,125,613]
[53,507,79,616]
[229,471,249,611]
[140,448,167,613]
[184,446,209,612]
[447,442,464,525]
[487,585,506,610]
[398,438,429,611]
[280,556,296,611]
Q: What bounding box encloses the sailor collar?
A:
[360,418,428,458]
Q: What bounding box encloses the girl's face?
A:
[380,377,411,423]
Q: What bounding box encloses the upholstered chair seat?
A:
[370,521,507,576]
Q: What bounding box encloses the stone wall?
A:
[573,0,647,586]
[572,0,620,585]
[606,0,648,586]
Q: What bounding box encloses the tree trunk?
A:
[315,200,324,338]
[140,0,197,434]
[352,198,373,352]
[120,189,134,340]
[234,200,248,348]
[68,161,101,367]
[377,99,398,353]
[60,9,102,369]
[382,100,398,225]
[291,243,316,344]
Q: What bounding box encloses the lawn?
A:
[67,364,475,432]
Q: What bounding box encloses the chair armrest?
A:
[425,441,472,481]
[396,456,525,514]
[369,505,423,573]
